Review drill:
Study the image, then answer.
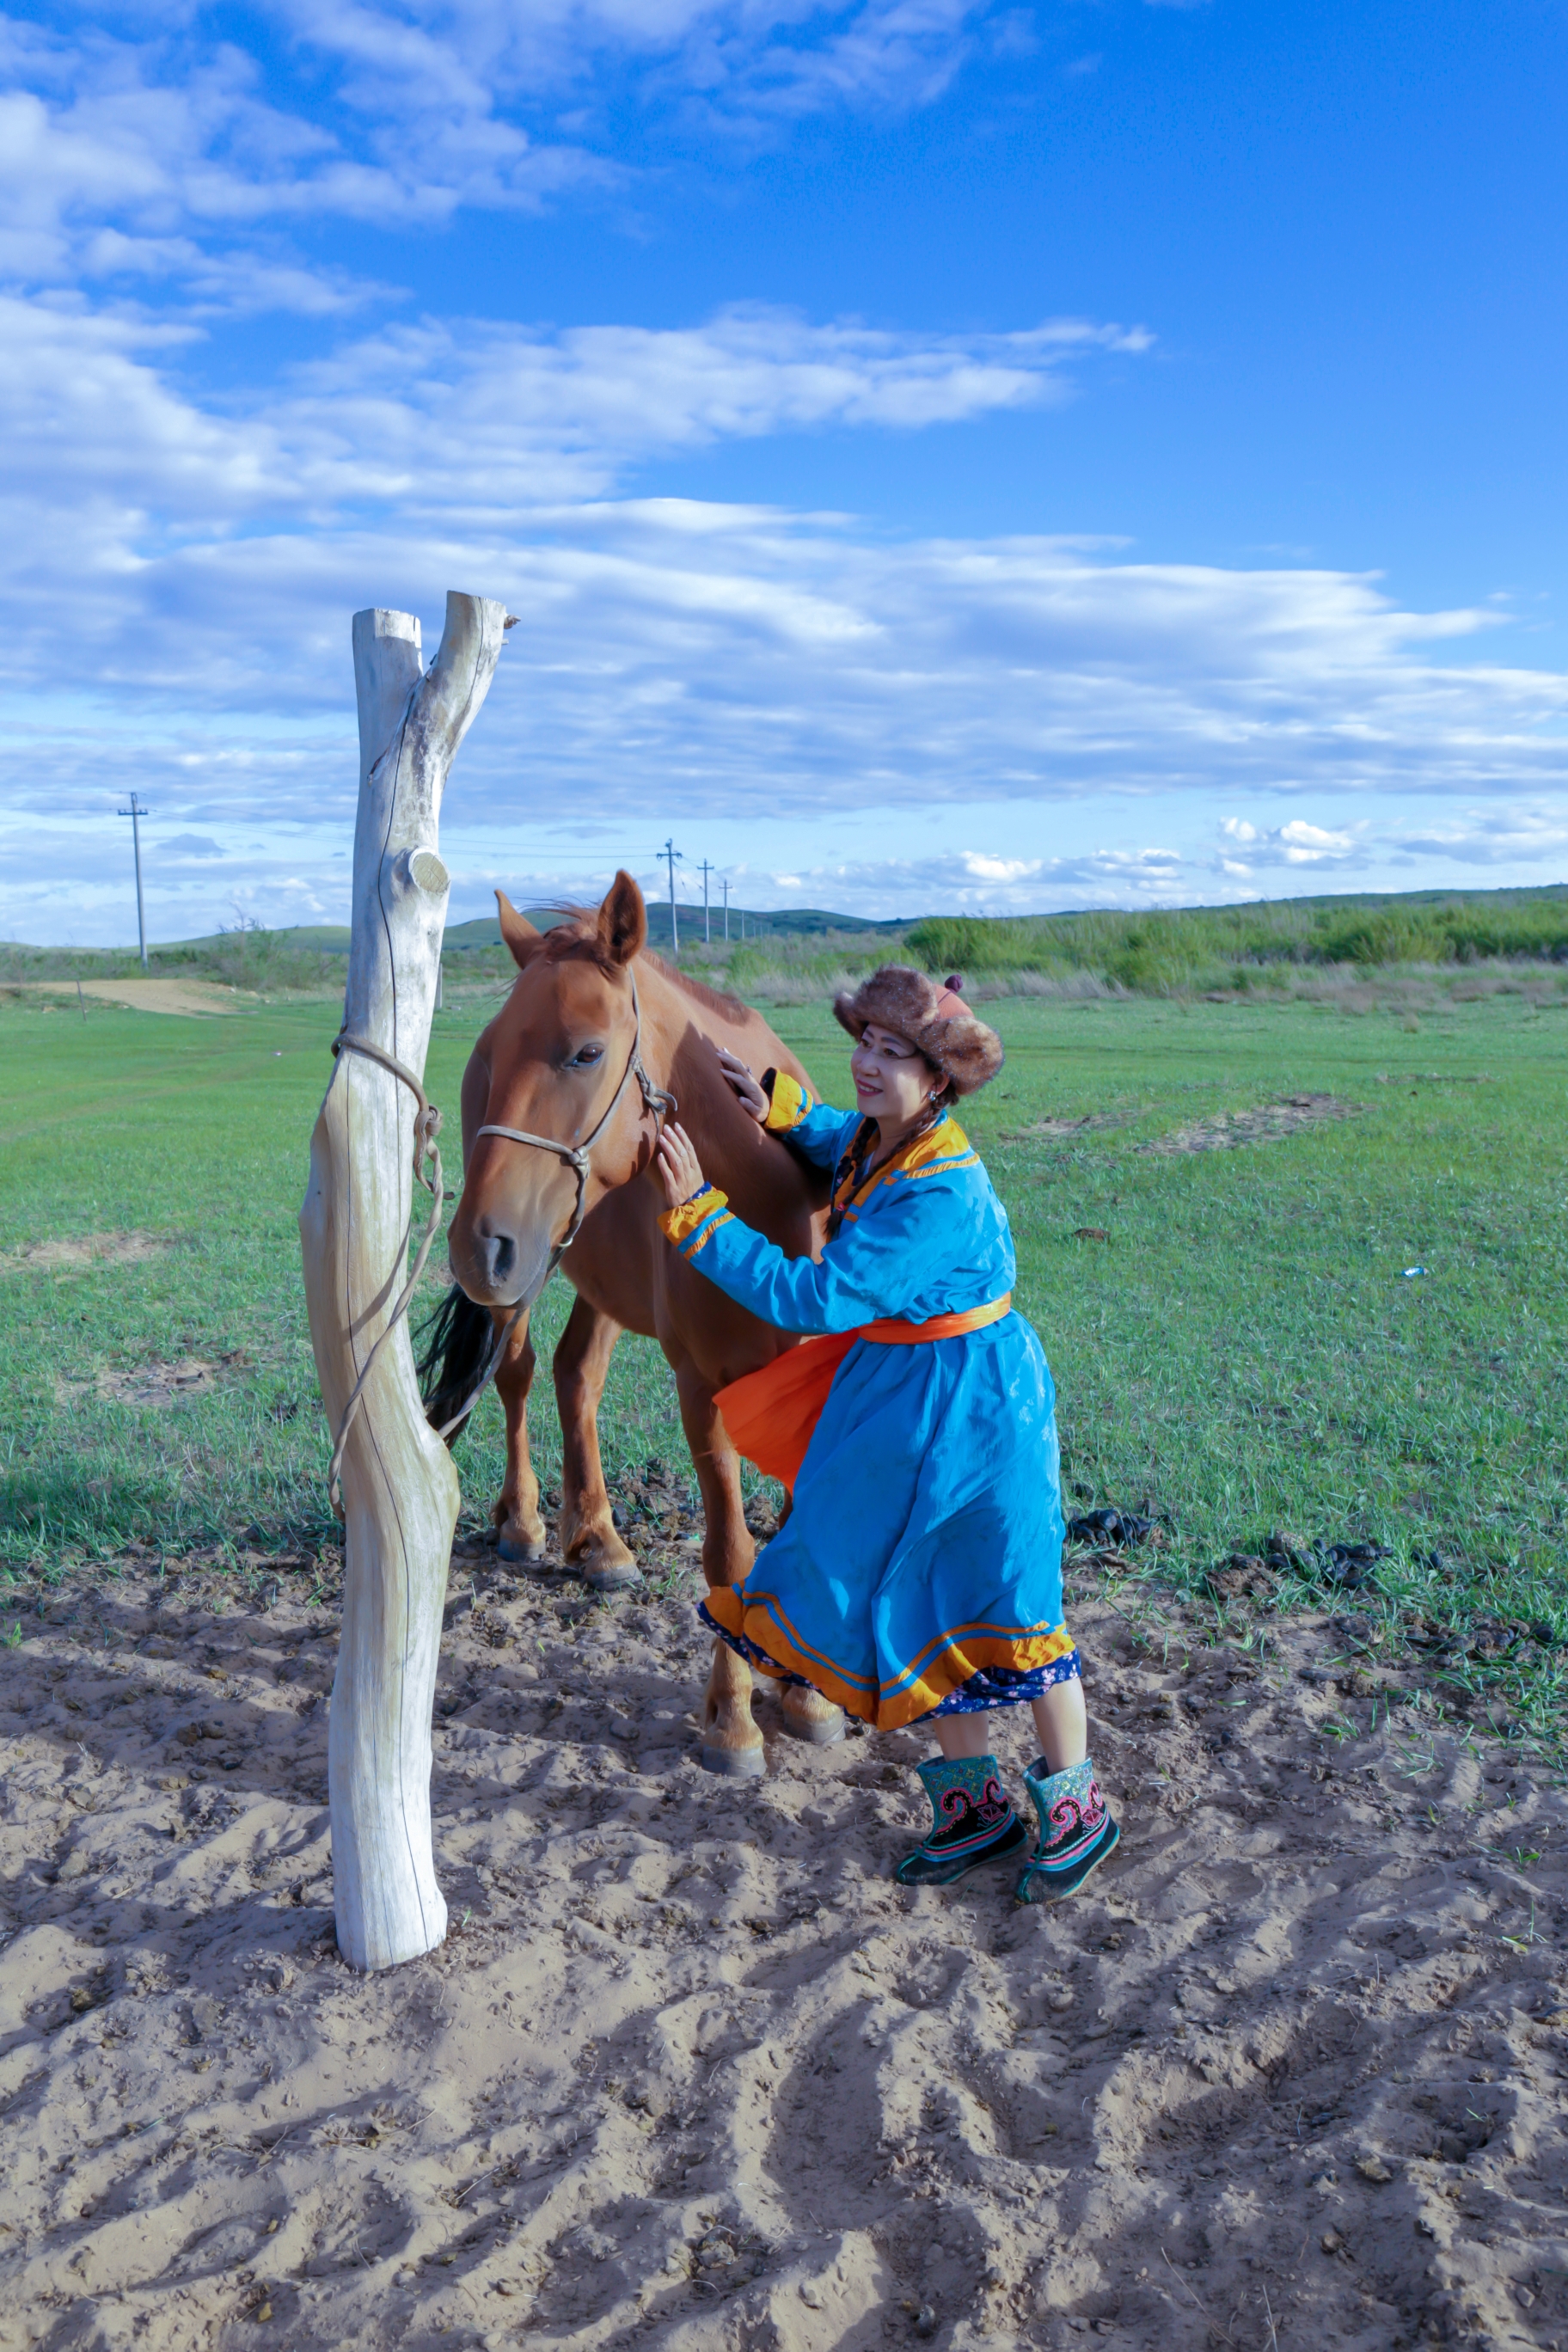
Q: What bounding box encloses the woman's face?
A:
[850,1021,943,1130]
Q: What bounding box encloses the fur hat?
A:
[832,966,1003,1097]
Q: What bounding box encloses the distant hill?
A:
[444,902,908,954]
[13,879,1565,971]
[152,922,355,954]
[149,903,912,957]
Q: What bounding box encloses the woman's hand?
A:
[653,1122,707,1210]
[715,1044,768,1124]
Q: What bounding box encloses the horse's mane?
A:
[641,950,750,1020]
[528,904,749,1018]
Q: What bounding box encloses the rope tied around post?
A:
[324,972,677,1516]
[325,1032,448,1517]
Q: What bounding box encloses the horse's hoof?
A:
[781,1693,846,1746]
[699,1740,767,1779]
[582,1559,643,1593]
[497,1533,549,1566]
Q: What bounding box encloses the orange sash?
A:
[714,1295,1013,1491]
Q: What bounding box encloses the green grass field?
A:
[1,983,1563,1744]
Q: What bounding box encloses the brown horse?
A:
[422,870,846,1776]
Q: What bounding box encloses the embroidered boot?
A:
[1014,1756,1119,1904]
[894,1755,1027,1887]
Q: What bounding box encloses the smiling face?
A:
[849,1020,945,1135]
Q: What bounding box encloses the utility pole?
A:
[721,877,731,941]
[698,859,714,945]
[118,792,150,970]
[659,838,683,953]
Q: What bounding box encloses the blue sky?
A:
[2,0,1565,943]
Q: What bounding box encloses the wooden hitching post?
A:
[300,591,509,1970]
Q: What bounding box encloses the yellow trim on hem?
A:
[704,1585,1075,1730]
[658,1186,731,1249]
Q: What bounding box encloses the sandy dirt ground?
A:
[2,1517,1565,2352]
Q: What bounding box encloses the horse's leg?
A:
[492,1311,548,1565]
[781,1681,845,1743]
[673,1363,771,1777]
[554,1294,640,1593]
[753,1482,842,1743]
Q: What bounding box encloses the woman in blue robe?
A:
[653,965,1119,1903]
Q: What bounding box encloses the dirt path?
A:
[0,1539,1563,2352]
[11,980,256,1016]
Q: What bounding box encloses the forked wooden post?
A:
[300,591,509,1970]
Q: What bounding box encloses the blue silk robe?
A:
[659,1078,1075,1730]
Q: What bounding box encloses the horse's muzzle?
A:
[448,1215,554,1313]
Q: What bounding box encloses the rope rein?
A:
[324,975,676,1519]
[324,1033,448,1518]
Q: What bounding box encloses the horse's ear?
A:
[495,890,542,971]
[597,870,646,967]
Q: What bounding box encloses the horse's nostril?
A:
[488,1233,516,1283]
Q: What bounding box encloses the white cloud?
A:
[285,0,998,128]
[25,787,1568,948]
[0,294,1132,536]
[961,852,1042,880]
[7,2,1561,951]
[1278,819,1355,860]
[264,307,1142,505]
[0,15,604,308]
[1378,804,1568,868]
[1220,816,1361,867]
[0,288,1563,943]
[0,0,1012,310]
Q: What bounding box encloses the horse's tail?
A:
[418,1283,500,1445]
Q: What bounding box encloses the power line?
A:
[117,792,151,971]
[698,859,715,945]
[658,838,683,953]
[720,875,731,942]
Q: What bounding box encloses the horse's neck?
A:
[635,959,821,1217]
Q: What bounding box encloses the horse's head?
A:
[448,870,659,1309]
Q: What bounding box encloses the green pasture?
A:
[0,983,1563,1741]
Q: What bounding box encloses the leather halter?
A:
[474,975,677,1264]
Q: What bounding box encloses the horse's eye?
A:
[568,1044,604,1069]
